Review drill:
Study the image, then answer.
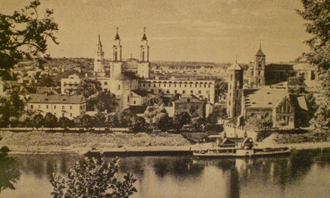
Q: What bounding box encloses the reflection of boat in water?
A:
[193,137,291,158]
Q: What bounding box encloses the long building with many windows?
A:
[27,94,86,119]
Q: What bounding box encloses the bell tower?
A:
[93,34,105,77]
[137,27,150,79]
[253,44,266,87]
[110,27,123,78]
[227,59,243,118]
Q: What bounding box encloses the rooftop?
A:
[244,87,287,109]
[28,94,85,104]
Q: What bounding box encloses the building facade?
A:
[27,94,86,119]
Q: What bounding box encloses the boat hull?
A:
[193,148,291,158]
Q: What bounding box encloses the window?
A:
[191,90,193,94]
[70,106,72,110]
[46,105,49,109]
[208,84,211,88]
[179,84,181,87]
[185,84,187,87]
[104,82,108,85]
[174,84,176,87]
[62,106,65,109]
[38,105,41,108]
[149,83,151,87]
[258,71,261,75]
[70,113,72,117]
[54,105,56,109]
[80,106,83,110]
[118,84,120,90]
[258,62,262,68]
[175,90,177,94]
[154,84,156,87]
[127,96,130,102]
[167,90,170,94]
[190,84,192,87]
[169,84,171,87]
[199,90,202,94]
[164,84,166,87]
[183,90,186,94]
[30,105,33,109]
[204,84,206,88]
[195,84,197,88]
[134,101,136,104]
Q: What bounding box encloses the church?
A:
[60,28,215,118]
[227,47,315,129]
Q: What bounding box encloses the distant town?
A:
[0,28,321,139]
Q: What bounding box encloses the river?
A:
[2,149,330,198]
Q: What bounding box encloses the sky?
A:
[0,0,311,63]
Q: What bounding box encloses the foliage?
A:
[297,0,330,129]
[44,112,58,128]
[214,78,228,102]
[38,74,55,87]
[0,138,21,193]
[77,79,102,99]
[206,105,227,124]
[0,0,59,70]
[0,88,25,127]
[89,91,118,113]
[50,156,137,198]
[245,116,273,131]
[191,116,205,131]
[156,112,172,132]
[58,117,74,128]
[173,112,191,132]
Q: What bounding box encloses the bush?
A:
[50,156,137,198]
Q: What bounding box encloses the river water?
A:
[2,149,330,198]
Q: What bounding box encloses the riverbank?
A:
[0,131,191,155]
[2,131,330,155]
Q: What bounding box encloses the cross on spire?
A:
[142,27,147,41]
[115,27,120,40]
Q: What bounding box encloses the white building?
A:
[60,74,81,94]
[27,94,86,119]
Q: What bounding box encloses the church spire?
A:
[97,33,103,54]
[142,27,147,41]
[115,27,120,40]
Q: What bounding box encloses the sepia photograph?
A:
[0,0,329,197]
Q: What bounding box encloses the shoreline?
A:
[6,141,330,156]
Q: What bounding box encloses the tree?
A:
[77,79,102,99]
[32,113,44,128]
[172,112,191,132]
[0,0,59,71]
[58,117,74,128]
[93,91,118,113]
[50,156,137,198]
[297,0,330,128]
[44,112,58,128]
[156,113,172,132]
[214,78,228,102]
[0,138,21,193]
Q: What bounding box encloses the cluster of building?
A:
[227,47,319,129]
[11,28,215,120]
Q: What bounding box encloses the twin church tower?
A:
[93,27,150,79]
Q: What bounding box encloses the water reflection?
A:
[2,149,330,198]
[0,147,21,193]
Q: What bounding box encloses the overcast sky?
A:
[1,0,311,63]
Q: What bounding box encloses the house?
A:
[173,95,206,119]
[26,94,86,119]
[60,74,81,94]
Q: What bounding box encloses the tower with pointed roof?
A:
[251,45,266,87]
[227,60,243,118]
[137,27,150,79]
[94,34,106,77]
[110,27,123,79]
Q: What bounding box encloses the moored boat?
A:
[193,136,291,158]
